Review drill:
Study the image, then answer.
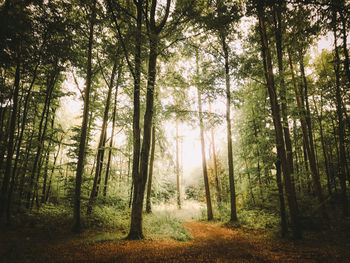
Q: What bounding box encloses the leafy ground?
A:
[1,219,350,263]
[1,202,350,262]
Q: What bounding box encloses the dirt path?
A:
[1,222,349,263]
[39,222,346,263]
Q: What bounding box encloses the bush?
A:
[144,211,192,241]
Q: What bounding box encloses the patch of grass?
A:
[87,204,130,231]
[197,203,279,231]
[238,209,279,230]
[144,211,192,241]
[12,202,192,244]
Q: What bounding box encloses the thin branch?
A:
[105,0,136,80]
[71,71,85,100]
[96,51,111,88]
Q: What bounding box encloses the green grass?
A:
[144,211,192,241]
[14,202,192,243]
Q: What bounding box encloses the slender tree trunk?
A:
[26,66,57,209]
[257,4,301,238]
[30,102,53,210]
[195,51,213,221]
[220,32,237,221]
[209,102,222,204]
[45,136,63,202]
[273,2,298,206]
[288,49,328,219]
[17,115,36,207]
[0,46,21,224]
[175,118,181,208]
[87,60,118,215]
[126,0,143,239]
[104,65,122,198]
[252,113,264,202]
[197,86,213,221]
[146,125,156,213]
[128,0,171,239]
[293,119,301,193]
[130,34,158,238]
[41,115,55,203]
[73,1,96,232]
[244,156,255,204]
[275,160,287,237]
[340,13,350,84]
[333,15,348,216]
[313,95,332,196]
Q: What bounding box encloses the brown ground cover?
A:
[1,221,349,263]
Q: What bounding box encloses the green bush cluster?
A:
[144,211,192,241]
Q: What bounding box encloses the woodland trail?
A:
[1,221,349,263]
[35,222,350,262]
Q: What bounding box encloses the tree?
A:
[255,0,301,238]
[73,0,96,232]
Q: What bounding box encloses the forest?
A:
[0,0,350,262]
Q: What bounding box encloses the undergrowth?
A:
[13,202,191,242]
[198,202,280,231]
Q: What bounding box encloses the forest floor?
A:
[1,219,350,263]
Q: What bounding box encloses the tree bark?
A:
[257,3,301,238]
[273,2,298,205]
[26,65,58,209]
[313,95,332,196]
[175,118,181,209]
[146,125,156,213]
[87,60,118,214]
[220,31,237,222]
[104,64,122,198]
[288,49,328,219]
[128,0,171,239]
[332,14,348,216]
[275,160,287,237]
[73,0,96,232]
[197,87,213,221]
[0,45,21,224]
[209,101,222,204]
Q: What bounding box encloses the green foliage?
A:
[144,211,192,241]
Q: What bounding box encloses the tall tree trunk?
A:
[87,60,118,215]
[26,66,58,209]
[252,112,264,202]
[30,100,54,210]
[313,95,332,196]
[125,0,143,239]
[104,64,122,197]
[333,14,348,216]
[292,119,301,193]
[257,3,301,238]
[273,2,297,205]
[41,114,55,203]
[275,160,287,237]
[17,114,36,207]
[244,155,255,204]
[220,32,237,222]
[128,0,171,239]
[0,46,21,224]
[73,1,96,232]
[45,135,63,202]
[146,125,156,213]
[340,12,350,84]
[197,84,213,221]
[175,118,181,208]
[288,49,328,219]
[209,102,222,204]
